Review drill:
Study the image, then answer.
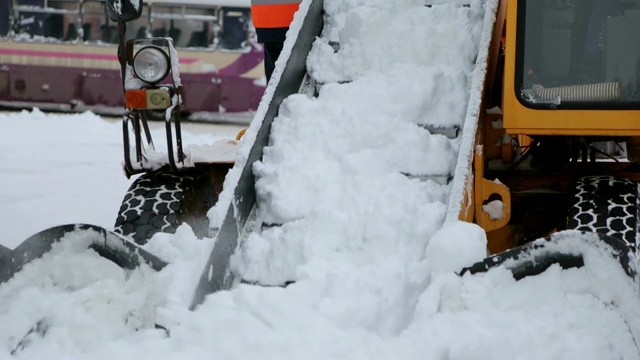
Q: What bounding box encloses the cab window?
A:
[517,0,640,107]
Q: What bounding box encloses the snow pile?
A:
[1,0,640,358]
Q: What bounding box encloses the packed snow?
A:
[2,0,640,359]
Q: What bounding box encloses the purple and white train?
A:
[0,0,265,118]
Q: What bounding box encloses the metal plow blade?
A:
[0,223,167,284]
[460,230,640,347]
[461,230,636,280]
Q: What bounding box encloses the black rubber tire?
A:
[114,168,218,245]
[566,175,639,247]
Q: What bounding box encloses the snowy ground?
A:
[1,0,640,359]
[0,109,244,249]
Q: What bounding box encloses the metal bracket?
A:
[474,144,511,232]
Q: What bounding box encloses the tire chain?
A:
[566,175,640,247]
[114,172,192,244]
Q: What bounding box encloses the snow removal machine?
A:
[2,0,640,329]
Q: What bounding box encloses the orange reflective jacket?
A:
[251,0,301,29]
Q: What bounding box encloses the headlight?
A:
[133,46,170,84]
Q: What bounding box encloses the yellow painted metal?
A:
[484,109,508,161]
[486,225,519,255]
[457,164,475,224]
[502,0,640,137]
[474,145,511,233]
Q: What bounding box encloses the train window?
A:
[124,4,151,40]
[80,0,118,44]
[12,0,80,42]
[518,0,640,107]
[219,7,250,51]
[0,0,9,39]
[150,5,217,49]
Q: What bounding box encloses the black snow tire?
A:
[566,175,640,247]
[114,169,218,245]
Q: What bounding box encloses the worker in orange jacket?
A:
[251,0,301,82]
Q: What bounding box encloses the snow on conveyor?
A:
[2,0,640,359]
